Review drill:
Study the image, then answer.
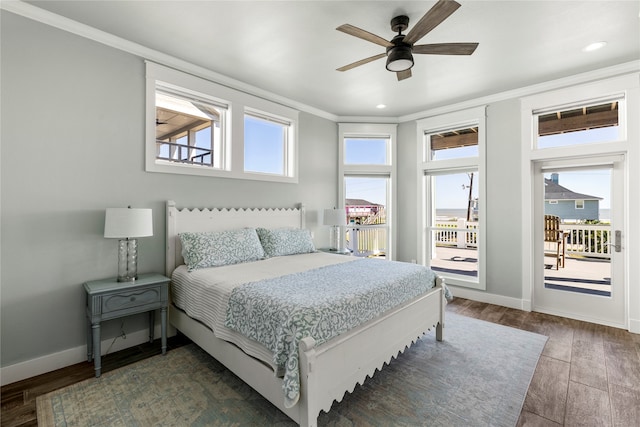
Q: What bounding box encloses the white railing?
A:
[345,225,387,257]
[432,220,612,259]
[561,224,611,259]
[433,219,478,248]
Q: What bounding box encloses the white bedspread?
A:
[171,252,355,372]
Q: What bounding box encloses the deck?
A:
[430,246,611,296]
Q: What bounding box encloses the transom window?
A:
[535,100,621,149]
[344,137,390,165]
[146,62,299,183]
[426,126,479,161]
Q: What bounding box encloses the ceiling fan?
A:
[336,0,478,81]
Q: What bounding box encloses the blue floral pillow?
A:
[256,228,316,258]
[179,228,265,271]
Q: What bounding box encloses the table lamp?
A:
[104,207,153,282]
[323,208,347,252]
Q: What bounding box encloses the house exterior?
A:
[345,198,385,225]
[544,173,602,221]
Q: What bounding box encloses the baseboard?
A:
[1,325,167,386]
[629,318,640,334]
[448,285,529,311]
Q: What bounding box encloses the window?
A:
[535,100,621,149]
[244,111,293,177]
[575,200,585,209]
[146,62,298,183]
[417,106,486,290]
[345,137,389,165]
[427,170,480,279]
[155,89,225,168]
[426,126,479,161]
[339,124,397,260]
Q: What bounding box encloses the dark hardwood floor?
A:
[2,299,639,426]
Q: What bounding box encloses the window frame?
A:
[519,73,638,315]
[533,97,624,150]
[146,62,298,183]
[154,86,227,169]
[417,106,487,290]
[243,108,295,178]
[338,123,397,260]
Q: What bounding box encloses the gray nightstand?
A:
[84,273,169,377]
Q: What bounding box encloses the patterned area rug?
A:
[37,313,547,426]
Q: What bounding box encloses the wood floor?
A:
[2,299,639,427]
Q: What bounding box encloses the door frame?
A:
[520,73,639,332]
[532,157,626,327]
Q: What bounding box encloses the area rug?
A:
[37,313,547,426]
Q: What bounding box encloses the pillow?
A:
[256,227,316,258]
[179,228,265,271]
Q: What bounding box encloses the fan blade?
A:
[413,42,478,55]
[397,69,412,81]
[337,53,387,72]
[404,0,461,45]
[336,24,392,48]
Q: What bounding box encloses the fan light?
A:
[386,45,414,72]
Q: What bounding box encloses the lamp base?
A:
[117,238,138,282]
[329,225,343,252]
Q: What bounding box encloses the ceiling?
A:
[22,1,640,117]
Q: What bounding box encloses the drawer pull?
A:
[130,296,136,302]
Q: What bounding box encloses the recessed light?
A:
[582,41,607,52]
[376,104,386,109]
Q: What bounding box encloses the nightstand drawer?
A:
[102,286,161,314]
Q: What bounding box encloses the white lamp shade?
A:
[104,208,153,238]
[323,208,347,226]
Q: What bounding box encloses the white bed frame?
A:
[165,200,445,427]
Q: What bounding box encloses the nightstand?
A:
[84,273,169,377]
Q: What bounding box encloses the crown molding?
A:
[399,60,640,123]
[0,1,338,122]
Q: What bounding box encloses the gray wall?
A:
[1,12,338,367]
[396,99,525,299]
[396,121,418,263]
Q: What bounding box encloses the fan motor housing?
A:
[386,34,412,53]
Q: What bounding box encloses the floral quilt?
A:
[225,258,447,408]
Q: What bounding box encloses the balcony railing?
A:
[433,220,611,259]
[345,225,387,257]
[562,223,611,259]
[433,219,478,248]
[340,221,611,260]
[156,140,212,165]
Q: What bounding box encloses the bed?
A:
[165,200,447,427]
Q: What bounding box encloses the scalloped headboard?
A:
[165,200,306,276]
